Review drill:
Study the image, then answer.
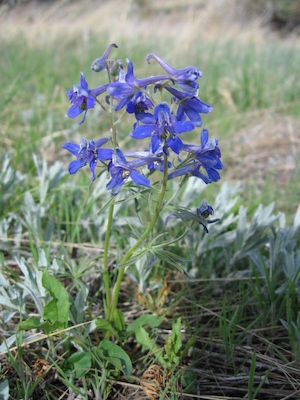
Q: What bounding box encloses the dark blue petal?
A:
[131,125,154,139]
[201,129,209,147]
[206,167,220,182]
[95,137,108,147]
[126,101,135,114]
[80,73,89,91]
[116,148,127,164]
[125,59,135,84]
[97,148,113,161]
[130,170,150,187]
[107,82,133,98]
[115,96,132,111]
[63,142,80,156]
[89,159,97,181]
[79,110,88,125]
[173,120,194,133]
[67,104,83,119]
[167,136,184,154]
[86,95,96,109]
[151,134,160,153]
[135,113,156,124]
[68,159,85,175]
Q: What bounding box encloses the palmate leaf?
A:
[127,314,164,333]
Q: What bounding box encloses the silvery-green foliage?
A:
[0,270,27,315]
[0,154,25,205]
[0,213,22,252]
[15,257,46,316]
[0,379,9,400]
[127,252,158,293]
[21,154,65,234]
[33,154,65,209]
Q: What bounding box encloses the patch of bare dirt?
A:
[224,114,300,186]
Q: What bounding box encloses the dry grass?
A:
[0,0,299,46]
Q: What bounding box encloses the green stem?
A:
[103,200,114,318]
[102,64,117,320]
[109,155,169,322]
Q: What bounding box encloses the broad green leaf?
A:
[64,352,91,378]
[42,270,69,327]
[127,314,164,333]
[18,316,41,331]
[98,339,132,377]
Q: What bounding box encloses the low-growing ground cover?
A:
[0,1,300,399]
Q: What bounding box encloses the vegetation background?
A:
[0,0,299,399]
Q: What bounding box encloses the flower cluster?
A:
[63,44,223,229]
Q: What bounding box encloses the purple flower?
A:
[131,103,194,155]
[107,149,150,195]
[168,129,223,183]
[63,138,113,181]
[107,59,171,111]
[165,85,212,126]
[146,53,202,95]
[91,43,118,72]
[66,73,107,124]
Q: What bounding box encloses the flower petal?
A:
[131,125,154,139]
[67,104,82,119]
[63,142,80,156]
[130,170,150,187]
[173,120,194,133]
[80,73,89,91]
[201,129,209,147]
[89,159,97,181]
[97,148,113,161]
[68,159,85,175]
[167,136,184,154]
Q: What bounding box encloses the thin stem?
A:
[102,64,117,320]
[109,155,169,322]
[103,200,114,317]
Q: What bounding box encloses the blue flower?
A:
[146,53,202,95]
[66,73,107,124]
[90,43,118,72]
[63,138,113,181]
[107,149,150,195]
[126,91,154,120]
[165,201,218,233]
[131,103,194,155]
[107,59,171,111]
[165,85,212,126]
[168,129,223,183]
[197,201,219,233]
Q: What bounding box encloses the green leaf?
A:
[42,270,70,327]
[164,318,182,367]
[127,314,164,333]
[95,318,119,338]
[18,316,42,331]
[136,327,166,368]
[112,309,125,332]
[98,339,132,377]
[64,352,91,378]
